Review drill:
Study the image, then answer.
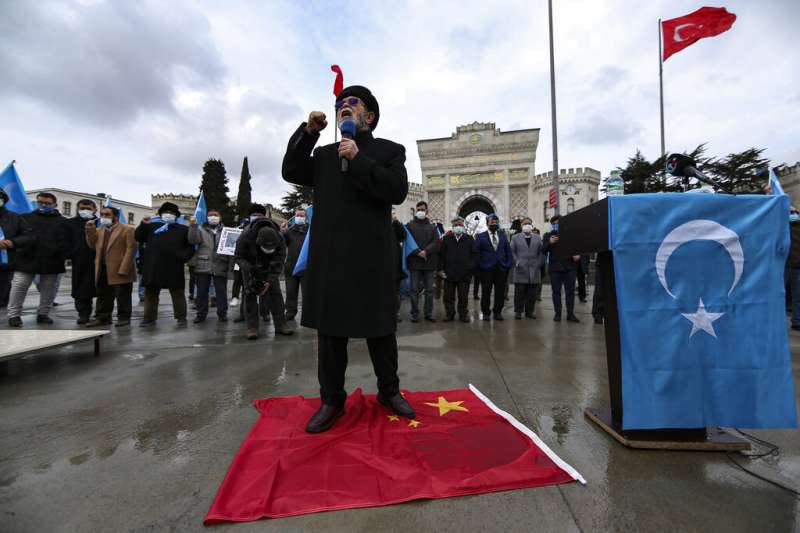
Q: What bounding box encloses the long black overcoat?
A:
[135,222,194,289]
[15,210,68,274]
[64,216,96,298]
[282,124,408,338]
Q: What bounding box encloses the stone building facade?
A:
[27,188,152,226]
[394,182,426,222]
[151,193,198,215]
[777,162,800,208]
[416,122,600,232]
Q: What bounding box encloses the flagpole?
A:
[658,19,665,158]
[548,0,560,216]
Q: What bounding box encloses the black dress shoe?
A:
[36,315,54,324]
[553,314,561,322]
[77,317,90,325]
[234,316,245,323]
[525,313,536,319]
[140,320,156,327]
[410,316,419,323]
[443,316,454,322]
[177,318,188,326]
[459,316,471,323]
[567,314,580,323]
[514,313,522,320]
[85,319,111,327]
[193,316,206,324]
[378,393,416,419]
[306,404,345,433]
[218,315,228,322]
[594,316,604,325]
[425,316,436,323]
[482,315,491,321]
[8,316,22,327]
[493,314,504,321]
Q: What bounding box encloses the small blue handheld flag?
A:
[292,205,313,276]
[0,161,33,214]
[194,191,208,226]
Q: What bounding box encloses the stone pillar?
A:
[444,174,451,222]
[503,170,511,225]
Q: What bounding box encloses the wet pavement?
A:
[1,281,799,532]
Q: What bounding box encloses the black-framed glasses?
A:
[335,97,362,110]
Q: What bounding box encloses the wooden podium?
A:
[559,199,749,450]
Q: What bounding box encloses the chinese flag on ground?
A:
[662,7,736,61]
[204,386,584,524]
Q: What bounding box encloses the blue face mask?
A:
[551,223,559,232]
[790,214,800,223]
[38,204,55,213]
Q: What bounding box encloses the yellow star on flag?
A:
[387,415,400,422]
[424,396,469,416]
[408,420,421,428]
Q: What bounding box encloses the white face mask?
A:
[522,224,533,233]
[453,225,464,235]
[99,217,114,226]
[294,216,306,225]
[207,216,220,225]
[78,209,95,219]
[0,198,6,208]
[250,214,262,220]
[415,210,427,220]
[161,213,177,223]
[260,246,276,254]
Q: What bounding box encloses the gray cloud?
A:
[0,0,225,127]
[569,113,643,146]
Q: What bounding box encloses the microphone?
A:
[665,153,722,190]
[339,119,357,172]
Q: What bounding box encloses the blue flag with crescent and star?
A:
[609,193,797,430]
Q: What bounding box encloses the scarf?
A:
[152,216,175,235]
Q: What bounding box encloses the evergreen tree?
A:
[705,147,770,193]
[280,184,314,217]
[200,158,235,225]
[614,144,709,194]
[236,156,253,218]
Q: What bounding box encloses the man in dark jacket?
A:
[64,199,98,324]
[541,215,581,323]
[437,216,477,323]
[282,207,308,321]
[135,202,195,326]
[474,213,513,320]
[0,188,34,310]
[786,206,800,331]
[235,215,293,339]
[405,200,439,322]
[7,192,68,327]
[282,84,415,433]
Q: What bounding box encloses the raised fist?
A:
[305,111,328,134]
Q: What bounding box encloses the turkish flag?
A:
[331,64,344,97]
[549,188,558,208]
[662,7,736,61]
[204,387,583,524]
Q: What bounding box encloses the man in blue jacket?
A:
[475,214,513,320]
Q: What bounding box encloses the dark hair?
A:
[416,201,428,209]
[77,199,96,208]
[36,192,57,203]
[207,208,221,215]
[487,214,500,223]
[0,188,8,203]
[248,203,267,215]
[550,215,561,224]
[101,206,120,218]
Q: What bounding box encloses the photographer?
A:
[234,213,293,339]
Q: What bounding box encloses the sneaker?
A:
[36,315,54,324]
[230,297,240,307]
[8,316,22,327]
[275,323,294,336]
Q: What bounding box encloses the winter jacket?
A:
[15,209,68,274]
[510,232,544,284]
[437,232,477,282]
[405,217,440,271]
[86,223,137,285]
[64,215,97,298]
[188,223,231,277]
[0,207,34,271]
[135,221,195,289]
[282,223,309,276]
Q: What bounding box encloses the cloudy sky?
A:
[1,0,798,208]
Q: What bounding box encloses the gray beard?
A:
[356,113,370,132]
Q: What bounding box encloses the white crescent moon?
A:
[655,219,743,298]
[673,23,695,42]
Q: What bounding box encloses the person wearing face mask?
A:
[405,201,440,323]
[135,202,195,327]
[785,207,800,331]
[510,217,544,319]
[84,206,137,327]
[7,193,69,327]
[437,216,477,323]
[282,207,309,322]
[234,214,292,339]
[188,208,231,324]
[0,188,34,311]
[474,213,513,321]
[541,215,581,323]
[63,199,98,324]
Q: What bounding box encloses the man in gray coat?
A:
[188,209,230,323]
[510,217,543,319]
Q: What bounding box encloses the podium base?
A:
[584,407,751,451]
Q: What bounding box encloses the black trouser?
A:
[514,283,538,316]
[318,333,400,408]
[591,262,604,320]
[0,270,12,307]
[479,267,508,316]
[74,297,93,320]
[577,263,587,300]
[143,287,186,321]
[243,272,285,329]
[196,273,228,319]
[231,269,243,299]
[550,269,577,317]
[473,274,480,299]
[188,267,196,298]
[284,275,304,318]
[95,267,132,321]
[443,279,470,319]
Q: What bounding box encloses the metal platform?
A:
[0,330,110,362]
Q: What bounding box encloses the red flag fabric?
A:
[662,7,736,61]
[331,64,344,97]
[204,386,584,524]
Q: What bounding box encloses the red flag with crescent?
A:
[662,7,736,61]
[331,65,344,96]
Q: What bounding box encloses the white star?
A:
[681,298,725,338]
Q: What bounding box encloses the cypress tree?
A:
[200,158,235,225]
[236,156,253,218]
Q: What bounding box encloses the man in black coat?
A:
[281,207,308,321]
[405,200,440,322]
[437,217,477,323]
[0,188,34,310]
[235,214,293,339]
[64,199,98,324]
[282,84,415,433]
[541,215,581,323]
[135,202,195,326]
